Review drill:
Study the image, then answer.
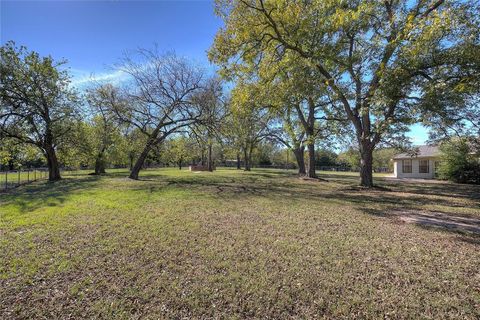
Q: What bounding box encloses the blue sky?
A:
[1,0,222,84]
[0,0,429,144]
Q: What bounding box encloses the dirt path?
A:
[385,177,452,184]
[390,209,480,234]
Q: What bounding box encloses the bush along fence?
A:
[1,168,48,191]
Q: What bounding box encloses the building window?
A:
[419,159,429,173]
[402,159,412,173]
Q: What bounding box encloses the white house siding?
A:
[393,158,437,179]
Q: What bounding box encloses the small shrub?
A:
[438,138,480,184]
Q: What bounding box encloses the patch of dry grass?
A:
[1,168,479,319]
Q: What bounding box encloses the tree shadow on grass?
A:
[12,169,475,242]
[140,173,470,208]
[133,170,480,244]
[456,235,480,245]
[381,179,480,201]
[158,173,480,242]
[359,205,480,244]
[320,173,480,202]
[0,176,102,214]
[316,173,359,183]
[248,170,299,179]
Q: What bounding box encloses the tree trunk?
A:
[129,154,134,170]
[45,145,61,181]
[178,159,182,170]
[207,143,213,172]
[243,147,251,171]
[129,144,152,179]
[236,152,241,170]
[130,133,160,180]
[296,98,317,178]
[201,149,206,166]
[293,146,306,175]
[359,143,374,187]
[248,145,254,171]
[306,142,316,178]
[94,151,106,175]
[129,126,164,180]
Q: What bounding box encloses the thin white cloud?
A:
[69,69,130,88]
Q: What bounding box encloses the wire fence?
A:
[1,168,49,191]
[250,164,392,173]
[1,164,393,192]
[249,164,358,171]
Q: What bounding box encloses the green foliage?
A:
[269,147,297,167]
[162,136,195,168]
[210,0,480,185]
[438,138,480,184]
[315,149,338,167]
[372,148,397,172]
[0,41,80,179]
[252,142,275,166]
[228,82,274,169]
[118,129,148,168]
[337,148,361,169]
[337,147,397,171]
[0,41,79,149]
[0,139,44,170]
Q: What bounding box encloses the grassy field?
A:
[1,168,479,319]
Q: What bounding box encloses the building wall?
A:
[393,157,438,179]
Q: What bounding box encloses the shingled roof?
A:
[393,145,440,160]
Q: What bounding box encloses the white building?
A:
[392,145,441,179]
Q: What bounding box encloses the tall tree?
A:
[270,62,340,178]
[121,127,149,170]
[85,84,123,174]
[230,81,272,171]
[163,135,195,170]
[244,71,339,178]
[210,0,480,187]
[0,41,79,181]
[221,108,245,170]
[268,110,306,175]
[190,78,226,171]
[113,49,205,179]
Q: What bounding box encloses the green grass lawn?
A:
[1,168,479,319]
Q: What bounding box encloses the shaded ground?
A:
[390,209,480,235]
[1,168,479,319]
